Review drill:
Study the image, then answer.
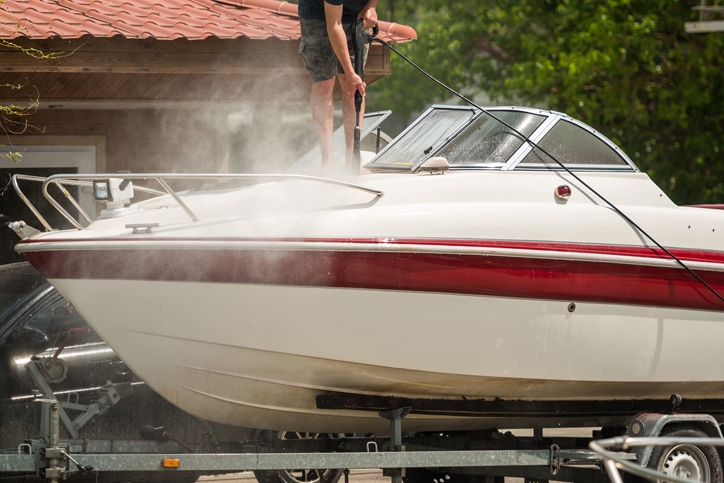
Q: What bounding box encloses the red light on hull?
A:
[556,185,572,200]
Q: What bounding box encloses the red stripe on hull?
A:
[23,248,724,311]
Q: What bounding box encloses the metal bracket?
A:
[126,223,159,234]
[9,220,41,239]
[666,393,682,414]
[42,448,65,460]
[379,407,411,483]
[550,444,560,475]
[379,407,412,450]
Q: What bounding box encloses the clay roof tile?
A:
[0,0,416,42]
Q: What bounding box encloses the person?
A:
[298,0,378,174]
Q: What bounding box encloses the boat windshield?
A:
[366,105,635,172]
[367,107,477,170]
[438,111,545,166]
[515,120,629,168]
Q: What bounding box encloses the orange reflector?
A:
[162,459,180,468]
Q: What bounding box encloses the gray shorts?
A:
[299,18,370,84]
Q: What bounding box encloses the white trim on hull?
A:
[18,239,724,273]
[49,278,724,432]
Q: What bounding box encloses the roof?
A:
[0,0,417,42]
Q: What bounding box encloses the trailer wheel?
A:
[253,431,343,483]
[646,426,723,483]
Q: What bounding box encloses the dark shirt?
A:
[298,0,369,23]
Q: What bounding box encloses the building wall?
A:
[11,108,229,174]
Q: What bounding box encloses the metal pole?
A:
[351,19,365,175]
[47,403,61,483]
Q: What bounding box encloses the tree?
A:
[368,0,724,204]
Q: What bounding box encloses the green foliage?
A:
[0,3,68,158]
[4,152,21,163]
[369,0,724,204]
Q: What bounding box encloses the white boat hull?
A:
[12,152,724,432]
[49,276,724,432]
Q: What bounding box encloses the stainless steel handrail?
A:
[47,178,93,227]
[590,436,724,483]
[15,173,383,231]
[41,174,383,227]
[12,174,167,231]
[12,175,53,231]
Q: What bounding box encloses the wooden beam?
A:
[13,37,298,54]
[0,36,391,104]
[0,37,390,76]
[0,51,306,74]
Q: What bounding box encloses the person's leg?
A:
[310,77,336,173]
[300,18,340,174]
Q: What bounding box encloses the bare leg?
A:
[338,73,367,171]
[310,77,336,173]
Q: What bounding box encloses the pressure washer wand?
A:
[350,20,377,175]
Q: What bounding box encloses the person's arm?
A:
[358,0,378,29]
[323,1,365,97]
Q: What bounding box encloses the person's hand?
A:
[359,6,377,30]
[341,72,366,101]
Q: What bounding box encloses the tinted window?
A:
[24,297,98,348]
[439,111,545,165]
[0,265,45,322]
[520,120,627,166]
[368,108,476,169]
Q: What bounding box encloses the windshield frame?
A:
[506,114,638,172]
[366,105,478,171]
[365,105,640,173]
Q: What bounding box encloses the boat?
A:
[10,105,724,434]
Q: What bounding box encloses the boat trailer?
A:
[3,361,724,483]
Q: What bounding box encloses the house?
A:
[0,0,415,263]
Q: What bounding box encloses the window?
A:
[519,120,627,167]
[368,108,476,170]
[24,295,96,348]
[0,271,45,323]
[439,111,545,166]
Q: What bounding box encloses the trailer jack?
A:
[25,357,133,440]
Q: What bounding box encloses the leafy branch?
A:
[0,81,42,162]
[0,3,82,162]
[0,37,83,60]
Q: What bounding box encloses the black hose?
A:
[373,37,724,306]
